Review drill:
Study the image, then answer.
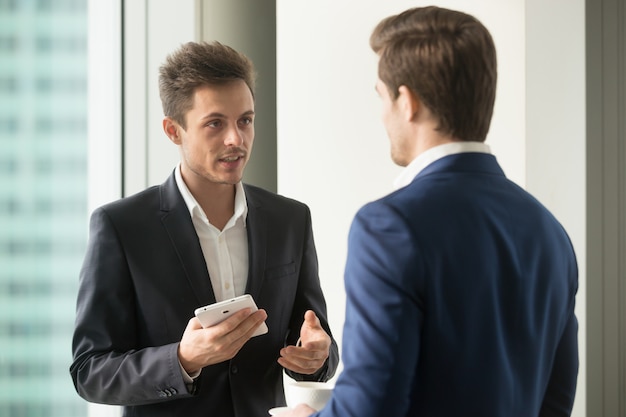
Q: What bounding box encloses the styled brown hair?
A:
[158,41,256,129]
[370,6,497,142]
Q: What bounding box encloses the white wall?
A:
[277,1,586,415]
[525,0,586,414]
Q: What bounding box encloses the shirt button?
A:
[231,365,238,374]
[225,282,231,290]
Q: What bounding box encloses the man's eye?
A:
[239,117,253,126]
[207,120,222,128]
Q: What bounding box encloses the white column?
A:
[197,0,277,192]
[525,0,586,414]
[87,0,122,212]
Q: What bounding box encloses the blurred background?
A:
[0,1,88,416]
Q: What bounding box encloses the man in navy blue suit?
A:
[280,5,578,417]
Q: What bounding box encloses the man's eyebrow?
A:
[200,110,255,120]
[200,112,226,120]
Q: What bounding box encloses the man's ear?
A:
[397,85,421,122]
[163,117,182,145]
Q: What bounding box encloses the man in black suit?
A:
[70,41,339,417]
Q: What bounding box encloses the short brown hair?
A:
[158,41,256,129]
[370,6,497,142]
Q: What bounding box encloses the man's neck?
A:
[412,123,460,160]
[197,185,235,231]
[181,169,236,231]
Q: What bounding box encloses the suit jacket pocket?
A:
[265,262,296,280]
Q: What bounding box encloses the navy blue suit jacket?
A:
[316,153,578,417]
[70,172,339,417]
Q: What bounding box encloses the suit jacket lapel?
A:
[243,185,267,300]
[159,172,216,305]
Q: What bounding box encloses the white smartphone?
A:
[194,294,268,337]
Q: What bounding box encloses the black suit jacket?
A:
[70,172,339,417]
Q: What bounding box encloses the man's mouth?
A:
[220,154,244,162]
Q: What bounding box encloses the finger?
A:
[280,345,328,361]
[303,310,322,329]
[275,403,316,417]
[220,309,267,347]
[237,309,268,339]
[208,307,252,334]
[277,355,323,375]
[187,316,204,331]
[293,403,317,416]
[298,328,331,351]
[279,343,328,374]
[206,312,265,363]
[278,356,325,374]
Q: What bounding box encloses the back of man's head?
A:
[370,6,497,142]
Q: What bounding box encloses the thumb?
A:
[304,310,322,329]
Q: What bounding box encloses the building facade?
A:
[0,0,88,415]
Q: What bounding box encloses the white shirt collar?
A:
[393,141,492,190]
[174,164,248,227]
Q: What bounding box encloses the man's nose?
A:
[224,125,244,146]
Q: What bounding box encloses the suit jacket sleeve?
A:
[70,207,192,405]
[283,204,339,382]
[540,279,579,416]
[316,201,424,417]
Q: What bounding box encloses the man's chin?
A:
[391,153,409,167]
[216,174,244,186]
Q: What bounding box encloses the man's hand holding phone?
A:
[178,296,268,374]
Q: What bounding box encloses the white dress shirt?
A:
[175,165,250,383]
[393,141,492,190]
[174,164,249,302]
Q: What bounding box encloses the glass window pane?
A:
[0,0,88,416]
